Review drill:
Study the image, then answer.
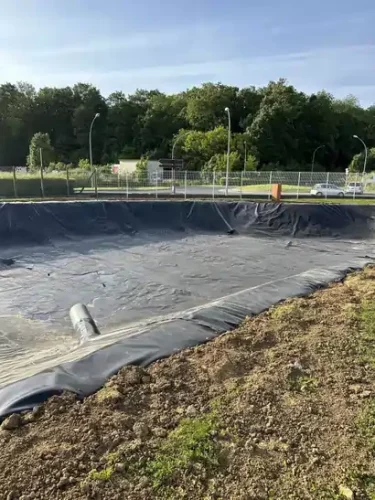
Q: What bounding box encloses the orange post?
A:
[271,183,282,202]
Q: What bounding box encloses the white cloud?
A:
[1,43,374,106]
[35,30,185,56]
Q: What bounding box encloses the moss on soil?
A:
[146,412,222,493]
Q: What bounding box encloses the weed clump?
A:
[87,466,114,482]
[147,413,221,489]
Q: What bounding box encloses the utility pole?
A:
[40,148,45,198]
[224,107,231,196]
[353,135,368,174]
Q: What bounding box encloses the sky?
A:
[1,0,375,106]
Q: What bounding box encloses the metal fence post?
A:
[40,149,45,199]
[362,172,366,196]
[240,171,243,200]
[94,167,98,200]
[268,171,273,201]
[155,173,158,199]
[184,171,187,200]
[126,171,129,200]
[296,172,301,200]
[12,167,18,199]
[66,167,70,197]
[326,172,329,200]
[212,171,215,200]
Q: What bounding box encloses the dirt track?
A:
[2,268,375,499]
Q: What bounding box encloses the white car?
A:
[345,182,364,195]
[310,183,345,197]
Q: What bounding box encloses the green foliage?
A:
[0,79,375,171]
[357,298,375,369]
[78,158,91,170]
[203,151,241,173]
[120,145,138,159]
[136,156,149,178]
[245,154,258,171]
[358,400,375,453]
[27,132,55,170]
[184,83,239,131]
[360,299,375,339]
[0,176,74,198]
[87,466,114,482]
[287,374,319,393]
[351,474,375,500]
[147,414,221,489]
[349,148,375,173]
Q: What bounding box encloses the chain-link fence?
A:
[96,170,374,200]
[0,167,374,200]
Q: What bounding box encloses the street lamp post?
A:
[89,113,100,169]
[353,134,368,175]
[171,132,188,194]
[224,107,231,196]
[311,145,325,182]
[172,134,186,160]
[244,140,247,172]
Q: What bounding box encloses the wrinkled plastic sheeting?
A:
[1,200,375,246]
[1,200,375,417]
[0,260,370,418]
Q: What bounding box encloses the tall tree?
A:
[247,80,307,167]
[71,83,108,163]
[27,132,55,170]
[0,78,374,172]
[183,83,241,131]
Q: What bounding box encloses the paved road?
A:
[83,186,375,199]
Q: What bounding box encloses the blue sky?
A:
[1,0,375,105]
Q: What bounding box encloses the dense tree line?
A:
[1,79,374,172]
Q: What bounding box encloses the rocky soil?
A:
[2,267,375,499]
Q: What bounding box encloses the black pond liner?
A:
[0,200,374,418]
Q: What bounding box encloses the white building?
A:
[117,159,163,180]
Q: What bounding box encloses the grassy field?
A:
[285,197,375,205]
[80,186,161,192]
[241,184,310,193]
[2,268,375,498]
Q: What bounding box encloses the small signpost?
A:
[158,159,184,170]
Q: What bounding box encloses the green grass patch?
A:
[82,185,161,191]
[95,386,122,403]
[242,184,310,193]
[146,413,221,490]
[360,300,375,339]
[285,198,375,205]
[348,473,375,500]
[356,297,375,456]
[270,301,301,321]
[87,466,114,482]
[0,178,75,198]
[308,484,349,500]
[357,299,375,368]
[287,373,319,393]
